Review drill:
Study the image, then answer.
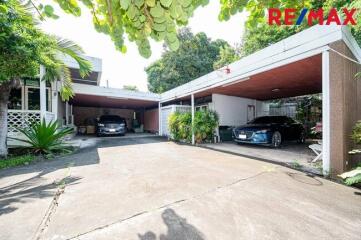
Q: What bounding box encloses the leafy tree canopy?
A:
[0,0,91,100]
[122,84,139,91]
[33,0,361,58]
[145,28,238,93]
[34,0,210,58]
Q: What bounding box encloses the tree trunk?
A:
[0,82,11,159]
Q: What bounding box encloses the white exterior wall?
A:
[211,94,268,126]
[256,101,270,117]
[160,105,191,136]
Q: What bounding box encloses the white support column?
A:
[65,101,69,126]
[39,65,47,120]
[70,104,73,125]
[322,50,331,175]
[191,94,195,145]
[51,81,58,121]
[158,102,162,136]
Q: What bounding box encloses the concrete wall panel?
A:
[329,41,361,174]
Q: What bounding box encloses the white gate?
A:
[160,105,191,136]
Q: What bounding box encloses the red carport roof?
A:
[178,54,322,101]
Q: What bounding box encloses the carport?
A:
[68,84,160,134]
[160,25,361,176]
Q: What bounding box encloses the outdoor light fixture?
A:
[271,88,280,92]
[221,77,250,88]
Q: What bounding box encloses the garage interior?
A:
[69,93,159,135]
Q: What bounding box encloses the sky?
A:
[40,1,247,92]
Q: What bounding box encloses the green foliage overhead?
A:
[146,28,237,93]
[43,0,210,58]
[32,0,361,58]
[13,119,74,156]
[0,0,92,100]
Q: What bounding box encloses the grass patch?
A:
[291,160,302,169]
[0,154,36,170]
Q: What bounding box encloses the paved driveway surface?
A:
[0,136,360,240]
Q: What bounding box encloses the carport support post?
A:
[158,102,162,136]
[191,94,195,145]
[39,65,46,120]
[322,50,331,175]
[65,101,69,126]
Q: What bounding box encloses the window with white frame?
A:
[195,104,208,111]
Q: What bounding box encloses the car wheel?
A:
[298,131,306,144]
[271,131,282,148]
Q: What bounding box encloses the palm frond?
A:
[54,36,92,78]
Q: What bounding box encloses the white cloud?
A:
[40,1,247,91]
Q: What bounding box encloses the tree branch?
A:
[28,0,44,20]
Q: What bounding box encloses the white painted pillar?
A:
[70,104,73,125]
[39,65,47,120]
[158,102,162,136]
[65,101,69,126]
[322,51,331,175]
[51,81,58,121]
[191,94,195,145]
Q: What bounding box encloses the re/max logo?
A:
[268,8,357,26]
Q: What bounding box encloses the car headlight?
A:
[98,123,105,127]
[255,129,270,134]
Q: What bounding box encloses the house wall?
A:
[329,41,361,175]
[211,94,269,126]
[72,106,134,129]
[144,108,159,133]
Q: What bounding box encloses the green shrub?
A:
[339,121,361,186]
[339,166,361,186]
[0,155,35,169]
[168,109,219,143]
[193,110,219,143]
[13,119,74,156]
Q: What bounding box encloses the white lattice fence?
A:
[8,110,41,134]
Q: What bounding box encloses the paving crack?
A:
[69,170,273,240]
[32,166,73,240]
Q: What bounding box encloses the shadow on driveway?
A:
[0,136,167,217]
[138,208,205,240]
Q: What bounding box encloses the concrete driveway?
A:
[0,136,360,240]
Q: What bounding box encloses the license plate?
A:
[239,134,247,139]
[109,129,116,132]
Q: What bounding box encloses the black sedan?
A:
[96,115,127,137]
[232,116,305,148]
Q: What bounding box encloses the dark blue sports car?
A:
[232,116,305,148]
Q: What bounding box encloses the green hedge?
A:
[168,110,219,143]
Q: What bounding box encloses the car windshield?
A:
[99,115,124,122]
[250,116,290,124]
